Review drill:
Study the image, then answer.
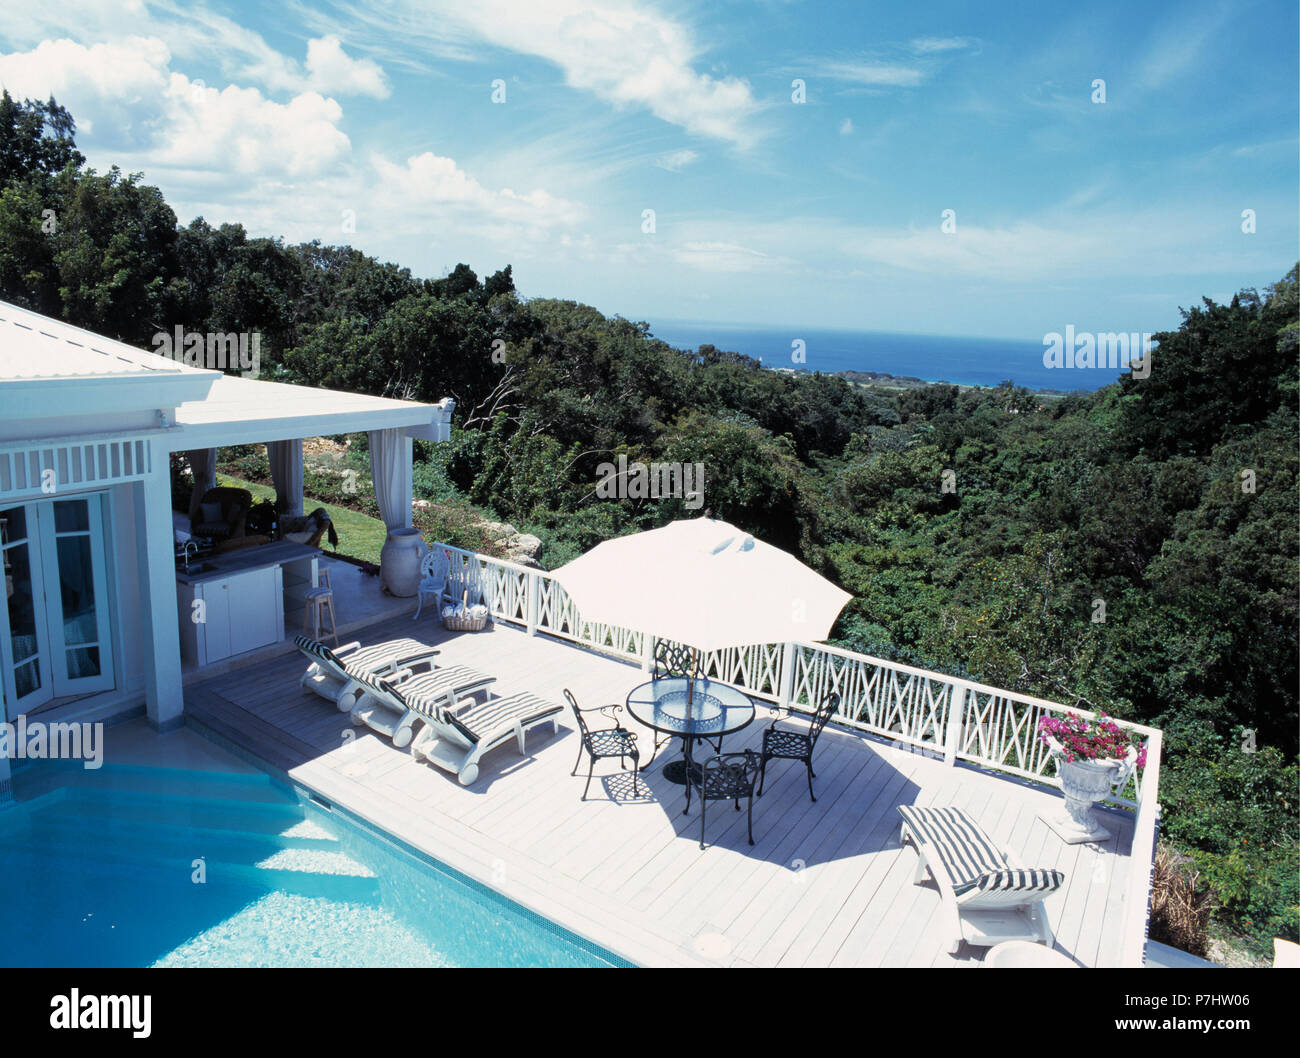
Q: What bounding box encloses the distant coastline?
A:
[648,318,1125,394]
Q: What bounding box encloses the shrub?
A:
[1148,842,1215,956]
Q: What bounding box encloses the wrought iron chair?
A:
[685,751,761,850]
[757,691,840,802]
[653,639,694,679]
[564,689,640,800]
[653,639,723,754]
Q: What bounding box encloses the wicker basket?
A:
[442,590,489,632]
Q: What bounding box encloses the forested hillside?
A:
[2,92,1295,955]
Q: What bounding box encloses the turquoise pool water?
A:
[0,762,628,968]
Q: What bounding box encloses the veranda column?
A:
[137,441,185,729]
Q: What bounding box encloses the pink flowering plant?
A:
[1038,711,1147,769]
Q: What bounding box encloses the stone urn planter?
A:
[380,527,425,597]
[1043,734,1139,844]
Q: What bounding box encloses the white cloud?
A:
[317,0,762,146]
[672,240,769,272]
[654,148,698,171]
[0,33,579,255]
[910,36,977,54]
[158,77,352,178]
[371,151,583,229]
[820,61,926,87]
[304,35,390,98]
[1136,9,1228,91]
[839,117,854,135]
[0,36,170,140]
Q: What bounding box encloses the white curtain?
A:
[368,428,413,530]
[268,439,304,516]
[185,448,218,518]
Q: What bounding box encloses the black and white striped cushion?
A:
[898,805,1009,888]
[339,638,434,676]
[965,868,1064,897]
[295,635,340,668]
[454,693,562,743]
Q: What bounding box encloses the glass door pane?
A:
[0,505,53,712]
[45,496,114,697]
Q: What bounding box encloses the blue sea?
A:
[647,320,1133,393]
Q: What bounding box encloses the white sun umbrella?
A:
[551,517,852,674]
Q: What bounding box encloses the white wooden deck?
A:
[186,614,1139,968]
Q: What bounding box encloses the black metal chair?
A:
[653,639,694,679]
[653,639,724,754]
[757,692,840,802]
[685,751,761,850]
[564,689,640,800]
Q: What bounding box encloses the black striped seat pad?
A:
[340,638,434,676]
[455,693,562,744]
[295,635,343,670]
[969,868,1064,897]
[393,666,493,712]
[899,805,1063,896]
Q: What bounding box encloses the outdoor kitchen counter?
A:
[175,540,320,585]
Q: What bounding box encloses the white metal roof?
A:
[0,301,204,380]
[174,374,454,446]
[0,300,454,445]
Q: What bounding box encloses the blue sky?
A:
[0,0,1296,341]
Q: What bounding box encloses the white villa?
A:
[0,301,1170,968]
[0,300,452,786]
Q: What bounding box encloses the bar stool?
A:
[303,567,338,646]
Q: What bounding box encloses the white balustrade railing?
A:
[432,540,1162,964]
[432,540,1159,808]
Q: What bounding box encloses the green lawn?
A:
[217,473,389,565]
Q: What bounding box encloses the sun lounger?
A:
[295,635,440,712]
[411,691,563,786]
[897,804,1064,953]
[349,663,497,749]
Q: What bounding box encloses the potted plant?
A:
[1037,711,1147,844]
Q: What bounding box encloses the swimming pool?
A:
[0,761,629,968]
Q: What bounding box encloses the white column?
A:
[136,442,185,730]
[943,680,969,765]
[777,641,797,711]
[525,571,539,636]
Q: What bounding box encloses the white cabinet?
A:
[177,565,284,666]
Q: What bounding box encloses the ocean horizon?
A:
[646,319,1139,393]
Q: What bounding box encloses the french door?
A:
[1,493,115,715]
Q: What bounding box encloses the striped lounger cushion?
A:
[898,805,1064,897]
[338,638,434,675]
[450,693,563,744]
[295,635,341,668]
[385,666,494,712]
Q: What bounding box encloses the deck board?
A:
[185,613,1139,967]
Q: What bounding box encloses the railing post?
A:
[778,641,796,712]
[640,632,655,673]
[525,571,538,636]
[943,679,967,765]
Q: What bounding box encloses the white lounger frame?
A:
[412,693,561,786]
[899,815,1058,954]
[349,665,497,749]
[296,637,440,712]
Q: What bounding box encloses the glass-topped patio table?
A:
[625,677,756,785]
